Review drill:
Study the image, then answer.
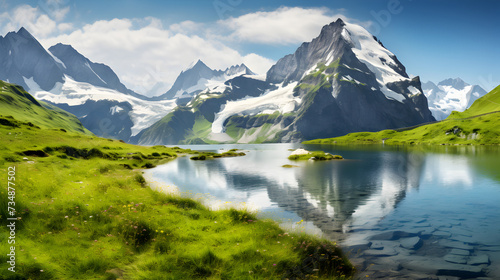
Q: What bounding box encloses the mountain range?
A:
[154,59,254,103]
[8,20,493,145]
[0,27,177,141]
[0,27,261,142]
[422,78,487,120]
[133,19,435,145]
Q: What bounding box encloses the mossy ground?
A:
[190,149,246,160]
[0,117,353,279]
[288,151,343,161]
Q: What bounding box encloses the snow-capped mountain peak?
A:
[437,77,468,90]
[0,27,65,91]
[224,64,255,76]
[48,43,144,97]
[156,60,256,100]
[423,78,488,120]
[135,19,435,145]
[183,59,212,74]
[342,21,408,84]
[0,27,175,141]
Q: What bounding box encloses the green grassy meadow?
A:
[0,81,353,279]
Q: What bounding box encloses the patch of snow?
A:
[407,86,421,96]
[85,62,107,85]
[211,82,300,134]
[380,86,405,103]
[243,74,266,81]
[302,63,321,79]
[342,64,366,73]
[325,51,335,65]
[29,75,177,136]
[48,51,66,69]
[341,28,352,44]
[344,22,407,85]
[341,75,364,85]
[174,89,185,98]
[177,71,254,99]
[109,105,123,115]
[343,22,409,103]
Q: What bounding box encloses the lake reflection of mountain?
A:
[147,144,500,279]
[148,144,426,237]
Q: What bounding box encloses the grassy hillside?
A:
[0,80,92,135]
[449,84,500,118]
[305,85,500,145]
[0,95,353,278]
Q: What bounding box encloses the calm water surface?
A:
[145,144,500,279]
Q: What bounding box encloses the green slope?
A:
[0,80,92,135]
[0,117,353,279]
[449,84,500,118]
[305,84,500,145]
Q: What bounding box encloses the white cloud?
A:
[51,6,70,21]
[216,6,356,45]
[57,22,73,32]
[0,3,72,38]
[41,17,275,96]
[2,5,360,97]
[169,20,204,34]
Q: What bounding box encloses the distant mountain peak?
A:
[50,43,78,53]
[438,77,468,90]
[17,27,34,38]
[224,63,255,76]
[48,42,142,97]
[185,59,210,72]
[424,78,488,120]
[156,60,255,100]
[322,18,346,30]
[0,27,64,91]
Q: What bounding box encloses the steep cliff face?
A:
[0,27,64,91]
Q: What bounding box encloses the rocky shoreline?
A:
[342,216,499,280]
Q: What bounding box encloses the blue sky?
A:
[1,0,499,95]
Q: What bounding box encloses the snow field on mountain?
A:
[211,81,299,134]
[343,22,409,103]
[27,76,177,135]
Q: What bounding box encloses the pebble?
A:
[444,254,468,264]
[468,255,490,265]
[400,237,423,250]
[449,249,470,256]
[439,240,473,251]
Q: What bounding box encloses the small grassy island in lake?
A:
[288,148,344,161]
[190,148,246,160]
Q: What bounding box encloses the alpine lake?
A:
[145,143,500,279]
